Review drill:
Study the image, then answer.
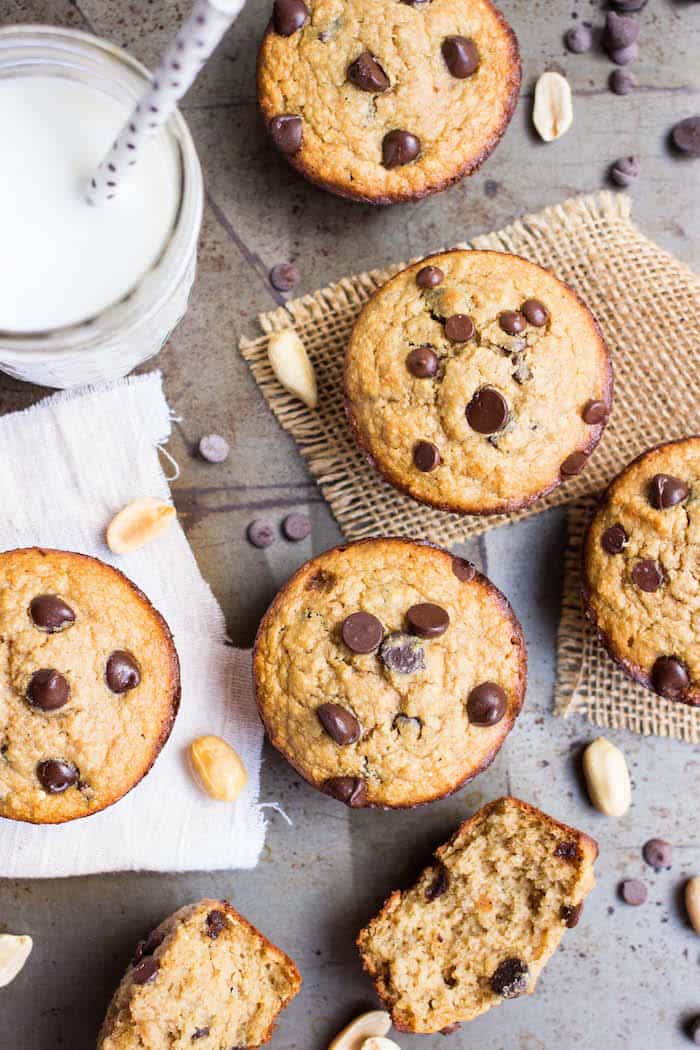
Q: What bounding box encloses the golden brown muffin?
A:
[0,547,180,824]
[257,0,520,203]
[345,249,612,514]
[582,436,700,706]
[98,899,302,1049]
[253,538,526,808]
[357,797,598,1033]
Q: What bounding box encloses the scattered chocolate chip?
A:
[132,956,159,984]
[206,909,227,938]
[498,310,527,335]
[106,651,141,694]
[582,399,609,425]
[649,473,689,509]
[601,523,628,555]
[132,929,164,965]
[441,36,479,78]
[347,51,390,92]
[317,703,361,745]
[609,68,636,95]
[561,451,588,477]
[269,114,303,154]
[451,557,476,582]
[29,594,75,633]
[671,116,700,157]
[426,863,450,900]
[36,759,79,794]
[467,682,507,725]
[272,0,309,36]
[406,346,439,378]
[282,512,311,541]
[690,1016,700,1047]
[416,265,444,288]
[192,1028,210,1041]
[269,262,300,291]
[561,902,583,927]
[198,433,229,464]
[407,602,449,638]
[27,669,70,712]
[246,518,276,548]
[380,632,425,674]
[651,655,689,700]
[413,440,441,472]
[341,611,384,654]
[382,129,421,168]
[620,878,647,906]
[643,838,673,870]
[322,776,367,806]
[466,387,509,435]
[554,840,580,861]
[608,42,638,65]
[605,11,639,49]
[565,24,593,53]
[631,558,664,592]
[610,155,640,187]
[444,314,475,343]
[521,299,549,327]
[490,958,529,998]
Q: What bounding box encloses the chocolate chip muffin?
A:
[257,0,520,203]
[0,547,180,824]
[253,538,526,808]
[582,437,700,706]
[98,899,302,1049]
[345,249,612,514]
[356,797,598,1033]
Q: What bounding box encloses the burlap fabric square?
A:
[239,190,700,740]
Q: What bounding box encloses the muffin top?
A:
[345,249,612,514]
[0,547,180,824]
[253,538,526,808]
[257,0,520,202]
[583,437,700,706]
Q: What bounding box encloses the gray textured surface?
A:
[0,0,699,1047]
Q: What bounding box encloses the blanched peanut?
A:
[582,737,631,817]
[188,735,247,802]
[0,934,33,988]
[328,1010,392,1050]
[106,496,176,554]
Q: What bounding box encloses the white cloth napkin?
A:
[0,372,266,876]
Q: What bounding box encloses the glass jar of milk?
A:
[0,26,203,388]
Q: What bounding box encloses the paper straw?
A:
[86,0,245,206]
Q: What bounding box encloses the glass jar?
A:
[0,25,203,388]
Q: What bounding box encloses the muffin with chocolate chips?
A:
[356,797,598,1033]
[345,249,612,514]
[98,899,301,1049]
[583,436,700,706]
[253,537,526,808]
[257,0,520,203]
[0,547,180,824]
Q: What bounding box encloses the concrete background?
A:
[0,0,699,1047]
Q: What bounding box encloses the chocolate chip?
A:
[416,265,444,289]
[651,656,689,700]
[27,669,70,712]
[620,879,647,906]
[561,902,583,928]
[466,387,508,435]
[132,929,165,965]
[521,299,549,327]
[382,130,420,168]
[452,557,476,581]
[643,838,673,870]
[609,68,636,95]
[444,314,475,343]
[347,51,390,92]
[413,440,441,472]
[490,958,529,998]
[29,594,75,633]
[380,632,425,674]
[282,512,311,541]
[565,24,593,53]
[192,1028,210,1041]
[322,776,367,806]
[582,399,609,425]
[601,523,628,555]
[307,569,336,592]
[206,909,227,938]
[440,1023,461,1035]
[610,155,640,187]
[554,840,580,861]
[426,863,450,900]
[671,116,700,157]
[406,346,439,378]
[272,0,309,36]
[467,682,507,725]
[512,358,532,385]
[631,559,664,592]
[132,956,159,984]
[36,759,79,794]
[269,114,303,154]
[269,262,300,291]
[690,1018,700,1047]
[198,433,230,463]
[406,602,449,638]
[608,42,638,65]
[498,310,527,335]
[441,36,479,78]
[561,451,588,476]
[605,11,639,49]
[106,651,141,694]
[317,703,361,745]
[341,611,384,653]
[247,518,276,548]
[649,473,688,509]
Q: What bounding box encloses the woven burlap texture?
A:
[239,190,700,740]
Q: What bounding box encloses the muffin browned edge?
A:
[256,4,521,205]
[343,249,614,515]
[356,796,599,1033]
[252,536,527,809]
[580,435,700,707]
[0,546,181,826]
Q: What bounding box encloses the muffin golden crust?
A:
[253,538,526,808]
[0,547,180,824]
[582,437,700,706]
[357,797,598,1033]
[257,0,520,204]
[98,899,302,1050]
[345,249,612,514]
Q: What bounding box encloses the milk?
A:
[0,75,180,333]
